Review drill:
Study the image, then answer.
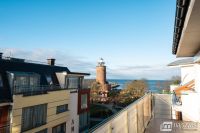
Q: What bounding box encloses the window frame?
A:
[67,76,80,89]
[52,122,66,133]
[46,74,53,85]
[78,89,90,114]
[56,104,68,114]
[21,104,47,132]
[0,74,3,87]
[81,94,88,109]
[9,72,41,94]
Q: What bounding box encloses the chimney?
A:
[47,58,55,66]
[0,53,3,59]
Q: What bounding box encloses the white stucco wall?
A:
[66,90,79,133]
[180,65,195,85]
[181,92,200,122]
[173,52,200,122]
[179,62,200,122]
[194,64,200,92]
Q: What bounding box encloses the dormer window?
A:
[46,75,53,85]
[68,77,79,89]
[7,71,40,94]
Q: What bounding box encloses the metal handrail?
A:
[13,84,67,95]
[13,84,89,96]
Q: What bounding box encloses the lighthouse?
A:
[96,58,106,85]
[95,58,111,102]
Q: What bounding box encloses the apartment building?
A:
[0,53,90,133]
[169,0,200,122]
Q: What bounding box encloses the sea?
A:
[108,79,169,92]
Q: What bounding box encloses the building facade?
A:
[0,53,90,133]
[169,0,200,122]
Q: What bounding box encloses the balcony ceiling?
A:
[177,0,200,57]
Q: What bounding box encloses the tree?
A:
[171,76,181,85]
[90,81,101,102]
[117,80,148,106]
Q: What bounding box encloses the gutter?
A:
[172,0,190,55]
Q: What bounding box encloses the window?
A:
[30,76,39,87]
[46,75,53,85]
[0,74,3,87]
[56,104,68,114]
[7,73,14,94]
[36,129,48,133]
[52,123,66,133]
[81,94,88,109]
[68,77,79,89]
[21,104,47,132]
[79,112,89,130]
[13,73,40,94]
[14,76,28,92]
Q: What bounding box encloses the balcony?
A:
[89,93,200,133]
[89,93,152,133]
[13,85,67,96]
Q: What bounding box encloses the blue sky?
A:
[0,0,180,79]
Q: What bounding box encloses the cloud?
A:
[2,48,96,73]
[116,65,151,70]
[107,65,180,80]
[1,48,180,80]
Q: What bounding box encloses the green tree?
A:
[117,80,148,106]
[90,81,101,102]
[171,76,181,85]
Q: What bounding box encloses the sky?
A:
[0,0,180,80]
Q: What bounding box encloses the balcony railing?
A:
[0,125,11,133]
[13,85,67,96]
[89,93,152,133]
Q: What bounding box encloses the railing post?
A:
[126,110,128,133]
[151,93,154,118]
[142,98,144,132]
[136,102,138,133]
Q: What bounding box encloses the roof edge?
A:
[172,0,191,55]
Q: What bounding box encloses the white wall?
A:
[181,65,195,85]
[175,53,200,122]
[181,92,200,122]
[66,90,79,133]
[194,64,200,92]
[180,65,200,122]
